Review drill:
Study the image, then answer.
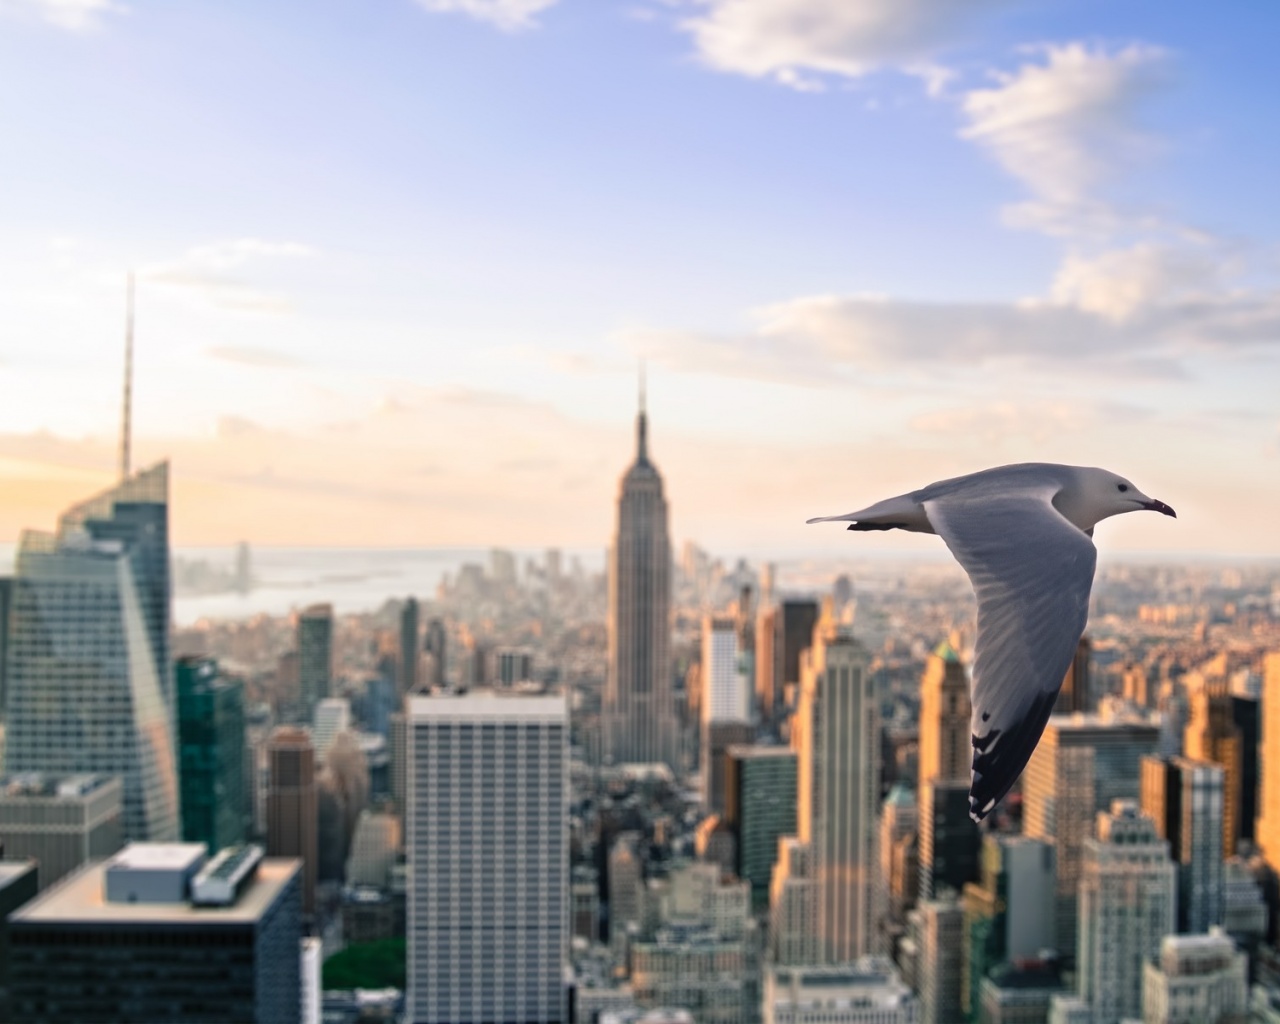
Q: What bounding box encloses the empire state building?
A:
[603,389,678,770]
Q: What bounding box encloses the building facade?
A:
[266,728,318,917]
[1141,929,1248,1024]
[406,691,568,1024]
[794,615,878,962]
[0,773,123,891]
[8,843,302,1024]
[1077,802,1176,1024]
[724,745,797,910]
[297,604,333,720]
[3,464,179,843]
[1022,709,1161,956]
[1140,755,1225,933]
[177,656,247,853]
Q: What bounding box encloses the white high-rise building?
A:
[312,698,351,765]
[794,614,878,962]
[1141,929,1247,1024]
[1077,801,1176,1024]
[700,615,749,811]
[406,691,568,1024]
[701,616,746,723]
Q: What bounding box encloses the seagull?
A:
[807,463,1175,823]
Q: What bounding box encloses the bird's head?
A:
[1066,467,1177,532]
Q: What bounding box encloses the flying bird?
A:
[807,463,1175,823]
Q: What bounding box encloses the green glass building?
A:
[724,745,798,910]
[177,656,248,852]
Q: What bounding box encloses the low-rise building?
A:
[0,773,123,890]
[764,959,919,1024]
[1141,929,1248,1024]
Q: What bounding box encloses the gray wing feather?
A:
[923,486,1096,822]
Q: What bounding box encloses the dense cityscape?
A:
[1,394,1278,1024]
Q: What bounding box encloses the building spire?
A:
[636,359,648,462]
[120,272,134,481]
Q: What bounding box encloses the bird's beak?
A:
[1142,498,1177,518]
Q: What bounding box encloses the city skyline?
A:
[1,3,1279,554]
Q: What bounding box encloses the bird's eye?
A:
[1117,484,1129,492]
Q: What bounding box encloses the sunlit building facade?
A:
[3,464,179,843]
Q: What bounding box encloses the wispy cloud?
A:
[627,243,1280,383]
[675,0,1009,90]
[143,238,315,315]
[0,0,123,31]
[960,43,1169,235]
[413,0,559,31]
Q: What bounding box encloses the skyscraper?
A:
[755,604,779,721]
[424,618,447,689]
[399,597,419,695]
[176,656,248,854]
[701,615,749,812]
[917,896,965,1024]
[3,464,180,843]
[406,691,568,1024]
[918,639,971,784]
[1022,708,1160,956]
[724,745,797,910]
[1185,677,1244,857]
[602,388,677,769]
[1076,801,1176,1024]
[266,727,318,917]
[1141,755,1225,933]
[1054,635,1092,715]
[779,600,820,703]
[794,613,879,962]
[917,640,980,901]
[1258,651,1280,875]
[297,604,333,719]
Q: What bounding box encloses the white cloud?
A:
[960,43,1168,228]
[0,0,122,31]
[627,243,1280,383]
[413,0,559,31]
[679,0,1008,88]
[143,238,315,315]
[1048,243,1225,322]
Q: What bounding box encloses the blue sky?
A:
[1,0,1278,554]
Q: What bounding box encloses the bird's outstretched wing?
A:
[923,485,1096,822]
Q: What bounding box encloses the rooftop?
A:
[408,689,566,723]
[108,843,206,872]
[12,856,301,925]
[0,773,118,800]
[0,859,38,889]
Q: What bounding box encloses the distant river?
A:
[0,544,606,626]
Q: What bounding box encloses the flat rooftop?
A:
[108,843,206,872]
[408,690,566,723]
[11,857,301,925]
[0,860,37,888]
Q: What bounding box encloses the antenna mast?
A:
[120,272,134,481]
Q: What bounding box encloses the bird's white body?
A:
[809,462,1175,822]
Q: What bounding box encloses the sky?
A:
[1,0,1278,555]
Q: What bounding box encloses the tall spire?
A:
[120,272,134,481]
[636,359,648,462]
